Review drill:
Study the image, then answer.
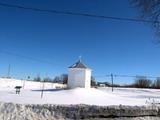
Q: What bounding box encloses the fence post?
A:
[111,73,114,92]
[41,80,45,98]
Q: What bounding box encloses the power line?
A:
[7,64,11,78]
[94,74,160,79]
[0,50,53,65]
[114,74,158,79]
[0,2,158,23]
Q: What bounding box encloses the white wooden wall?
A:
[68,68,91,89]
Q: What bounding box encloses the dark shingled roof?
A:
[69,60,89,69]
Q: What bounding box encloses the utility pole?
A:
[111,73,114,92]
[7,64,11,78]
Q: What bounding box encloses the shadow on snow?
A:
[31,89,64,92]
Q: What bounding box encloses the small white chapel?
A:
[67,59,92,89]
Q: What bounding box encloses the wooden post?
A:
[111,73,114,92]
[41,79,45,98]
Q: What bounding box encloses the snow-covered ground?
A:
[0,78,160,106]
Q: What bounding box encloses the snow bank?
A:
[1,78,160,119]
[0,78,66,90]
[0,102,160,120]
[0,78,160,106]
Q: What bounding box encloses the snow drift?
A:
[0,78,160,106]
[1,78,160,119]
[0,102,160,120]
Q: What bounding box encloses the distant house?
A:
[99,83,106,87]
[67,59,91,89]
[97,82,110,87]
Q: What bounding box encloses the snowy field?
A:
[0,78,160,106]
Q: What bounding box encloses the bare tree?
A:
[91,76,97,87]
[152,77,160,89]
[130,0,160,38]
[134,76,152,88]
[61,74,68,84]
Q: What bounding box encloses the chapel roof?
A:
[69,60,89,69]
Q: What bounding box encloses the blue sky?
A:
[0,0,160,84]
